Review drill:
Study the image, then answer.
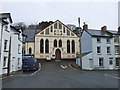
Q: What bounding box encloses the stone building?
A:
[23,20,80,60]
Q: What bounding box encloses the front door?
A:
[109,58,114,69]
[89,59,93,69]
[55,49,61,60]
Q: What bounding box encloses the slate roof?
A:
[106,30,120,35]
[23,29,41,42]
[77,51,92,58]
[85,29,113,37]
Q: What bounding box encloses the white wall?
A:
[0,22,2,75]
[10,28,22,72]
[92,37,115,69]
[82,53,92,69]
[81,30,92,53]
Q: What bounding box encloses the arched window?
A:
[72,40,75,53]
[67,40,70,53]
[45,39,49,53]
[40,39,44,53]
[29,47,32,54]
[54,40,57,47]
[59,40,62,47]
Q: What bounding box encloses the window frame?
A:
[4,40,8,51]
[54,40,57,47]
[67,40,70,53]
[97,47,101,54]
[99,57,104,67]
[40,39,44,53]
[45,39,49,53]
[97,37,101,43]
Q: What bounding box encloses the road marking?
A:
[69,64,77,70]
[0,75,13,80]
[104,74,120,79]
[12,75,29,76]
[61,65,67,69]
[30,68,41,76]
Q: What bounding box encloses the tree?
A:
[27,21,54,30]
[73,27,82,35]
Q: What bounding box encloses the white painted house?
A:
[76,25,117,70]
[106,28,120,69]
[10,26,22,73]
[0,13,22,75]
[0,13,12,75]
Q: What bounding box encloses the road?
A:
[2,60,120,88]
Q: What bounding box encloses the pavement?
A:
[2,60,120,88]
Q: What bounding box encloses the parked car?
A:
[22,57,39,72]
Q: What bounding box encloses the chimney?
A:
[83,23,88,30]
[118,26,120,33]
[101,26,107,30]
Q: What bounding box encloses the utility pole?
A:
[78,17,82,69]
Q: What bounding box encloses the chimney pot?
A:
[83,24,88,30]
[101,26,107,30]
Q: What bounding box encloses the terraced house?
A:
[0,13,22,75]
[23,20,80,60]
[76,25,120,70]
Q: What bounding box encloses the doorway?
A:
[55,49,61,60]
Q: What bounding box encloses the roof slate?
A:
[23,29,41,42]
[85,29,113,37]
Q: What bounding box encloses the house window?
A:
[4,40,8,51]
[29,47,32,54]
[54,40,57,47]
[18,44,21,54]
[97,38,101,43]
[51,26,53,32]
[107,47,111,54]
[109,58,113,65]
[59,23,62,29]
[97,47,101,54]
[67,40,70,53]
[40,39,44,53]
[4,25,8,31]
[115,46,119,54]
[114,36,119,43]
[106,38,110,43]
[18,58,20,66]
[71,33,74,36]
[41,31,44,34]
[45,28,49,35]
[99,58,104,67]
[59,40,62,47]
[116,58,120,67]
[3,57,7,67]
[67,29,70,36]
[72,40,75,53]
[63,27,65,33]
[45,39,49,53]
[54,23,57,29]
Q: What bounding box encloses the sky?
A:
[0,0,119,30]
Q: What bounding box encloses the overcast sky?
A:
[0,0,119,30]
